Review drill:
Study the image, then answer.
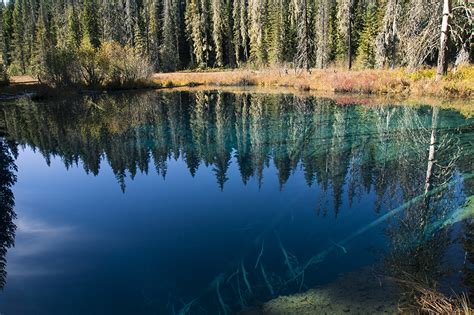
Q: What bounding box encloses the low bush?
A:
[0,64,9,86]
[33,40,153,89]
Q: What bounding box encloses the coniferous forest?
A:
[0,0,472,87]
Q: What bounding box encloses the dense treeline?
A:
[0,0,471,84]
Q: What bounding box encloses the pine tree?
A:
[133,19,146,56]
[295,0,311,71]
[161,0,179,70]
[314,0,331,68]
[355,3,379,68]
[0,3,5,67]
[212,0,227,66]
[12,0,26,73]
[328,0,345,64]
[231,0,241,63]
[0,0,469,75]
[147,0,162,69]
[267,0,283,64]
[64,6,81,50]
[125,0,137,46]
[82,0,101,48]
[102,0,126,44]
[1,1,13,67]
[185,0,211,67]
[0,3,6,83]
[239,0,249,60]
[32,3,50,81]
[249,0,265,64]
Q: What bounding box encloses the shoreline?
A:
[1,68,473,117]
[152,67,474,98]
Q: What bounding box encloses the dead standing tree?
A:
[436,0,452,80]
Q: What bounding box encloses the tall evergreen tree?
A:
[82,0,101,48]
[12,0,26,73]
[355,2,378,68]
[212,0,227,66]
[0,0,469,75]
[161,0,179,70]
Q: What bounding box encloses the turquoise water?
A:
[0,91,472,314]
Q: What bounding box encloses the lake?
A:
[0,91,473,314]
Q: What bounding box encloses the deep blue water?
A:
[0,91,473,314]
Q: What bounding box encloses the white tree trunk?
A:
[436,0,451,80]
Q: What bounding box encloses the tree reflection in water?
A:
[0,139,17,289]
[0,91,472,312]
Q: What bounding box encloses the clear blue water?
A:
[0,91,473,314]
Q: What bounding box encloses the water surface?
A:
[0,91,473,314]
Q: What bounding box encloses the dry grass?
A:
[152,65,474,98]
[389,274,473,315]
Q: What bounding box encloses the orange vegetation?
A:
[152,66,474,98]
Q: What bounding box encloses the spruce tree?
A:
[12,0,26,73]
[31,4,50,81]
[82,0,101,48]
[161,0,179,70]
[328,1,345,64]
[1,1,13,67]
[212,0,227,66]
[355,3,378,68]
[148,0,163,69]
[65,6,81,50]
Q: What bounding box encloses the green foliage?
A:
[0,65,8,85]
[82,0,101,48]
[12,0,26,73]
[161,0,180,71]
[1,2,14,66]
[65,7,81,50]
[409,68,436,81]
[266,0,284,64]
[98,41,153,88]
[355,3,379,68]
[328,1,345,63]
[0,0,470,77]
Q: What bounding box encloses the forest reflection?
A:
[0,91,473,310]
[1,92,472,203]
[0,139,17,290]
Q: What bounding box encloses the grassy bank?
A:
[0,75,158,101]
[153,66,474,98]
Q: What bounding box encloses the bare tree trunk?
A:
[436,0,451,80]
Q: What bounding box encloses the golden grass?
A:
[389,273,473,315]
[152,65,474,98]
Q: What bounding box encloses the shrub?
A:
[34,39,153,89]
[0,64,9,86]
[98,41,153,89]
[6,61,23,77]
[39,48,80,87]
[409,68,436,81]
[78,38,107,87]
